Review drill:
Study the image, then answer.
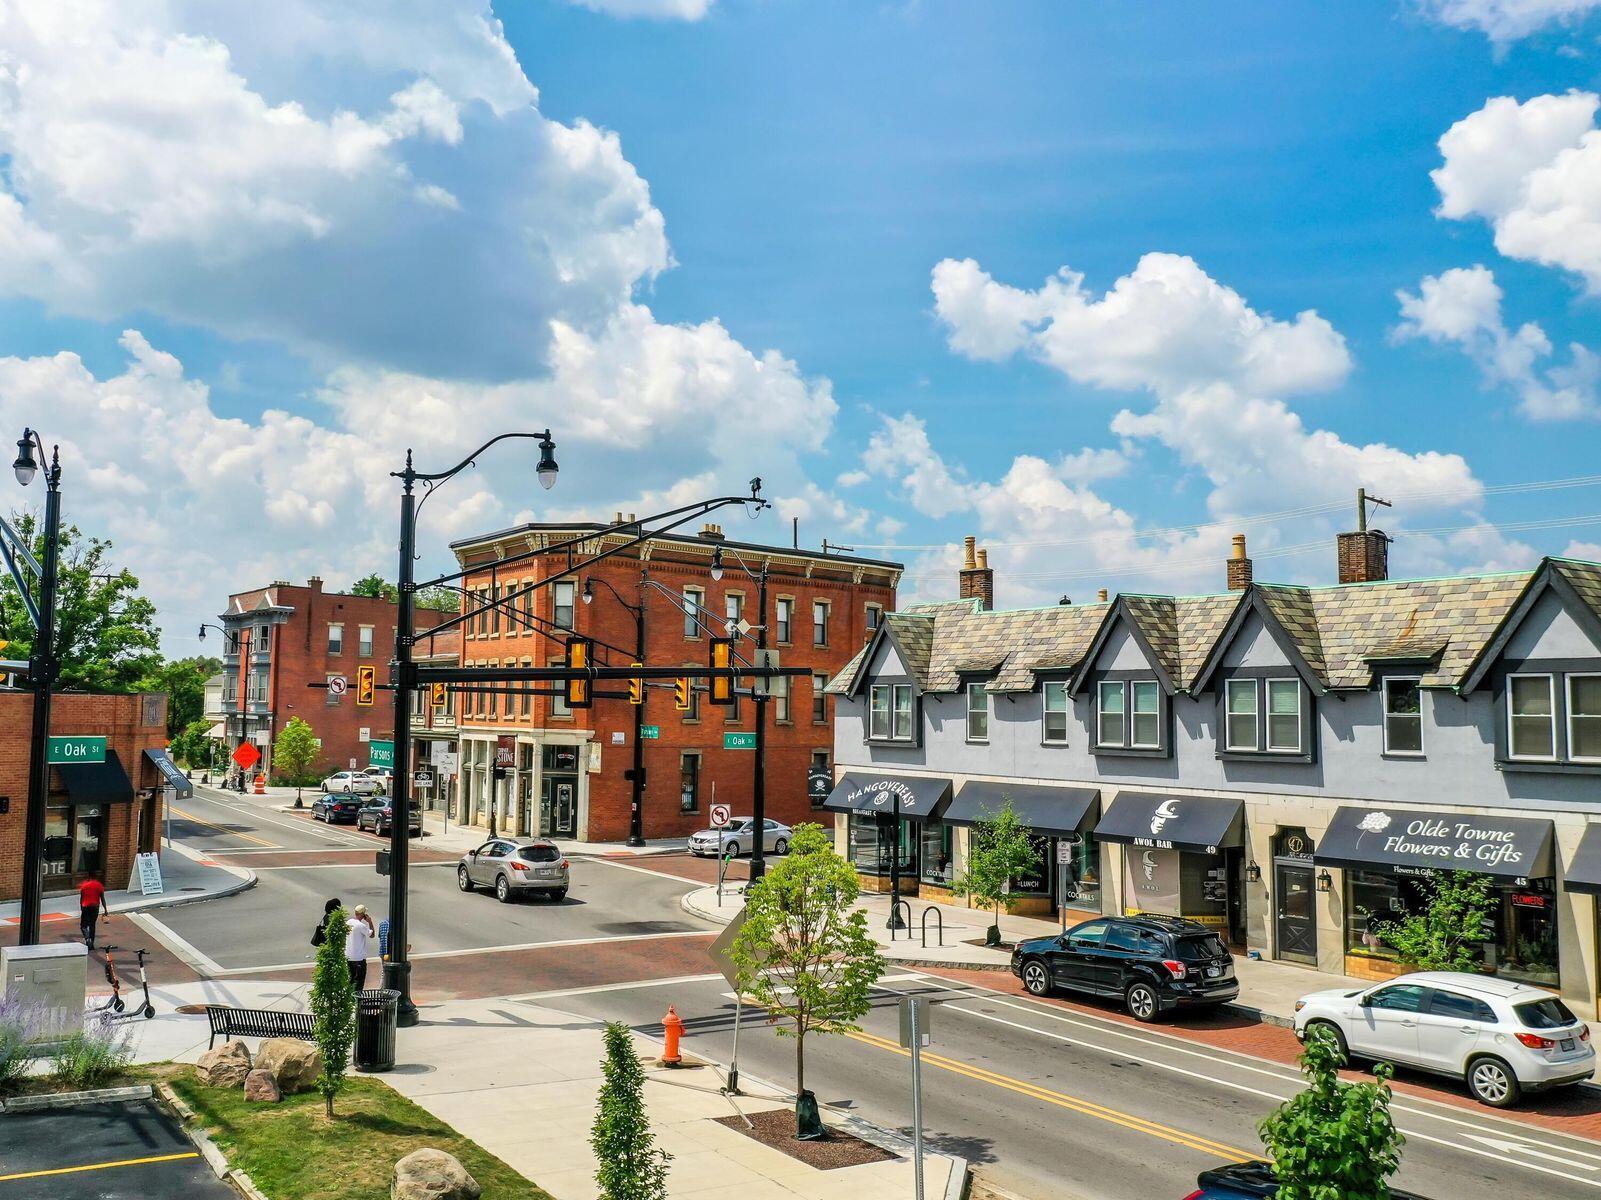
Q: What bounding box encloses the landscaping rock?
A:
[243,1069,281,1103]
[195,1040,253,1088]
[392,1148,482,1200]
[254,1037,322,1094]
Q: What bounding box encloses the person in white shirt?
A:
[345,903,376,991]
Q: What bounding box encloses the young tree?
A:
[729,823,883,1122]
[591,1021,670,1200]
[273,717,322,804]
[951,800,1038,946]
[1259,1023,1405,1200]
[169,719,217,770]
[1380,870,1495,973]
[350,574,398,602]
[138,656,222,736]
[310,906,356,1119]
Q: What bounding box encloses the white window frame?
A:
[1129,679,1161,749]
[891,684,914,741]
[1566,673,1601,763]
[869,684,891,740]
[1096,681,1126,748]
[1265,678,1301,754]
[358,624,374,658]
[1042,681,1069,745]
[775,597,793,644]
[773,674,791,723]
[550,658,572,718]
[1225,678,1259,752]
[812,673,829,724]
[1507,672,1557,762]
[683,588,704,638]
[865,603,882,634]
[1382,676,1424,757]
[966,682,989,743]
[327,623,344,655]
[813,600,829,647]
[553,580,576,631]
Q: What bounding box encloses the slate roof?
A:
[1172,593,1245,690]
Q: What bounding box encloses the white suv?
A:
[1294,970,1594,1107]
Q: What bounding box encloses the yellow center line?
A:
[167,805,278,849]
[845,1027,1256,1163]
[0,1151,200,1183]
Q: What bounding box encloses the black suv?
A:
[1186,1161,1431,1198]
[1010,914,1238,1022]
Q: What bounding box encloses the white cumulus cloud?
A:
[1416,0,1601,43]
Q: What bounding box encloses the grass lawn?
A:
[165,1067,554,1200]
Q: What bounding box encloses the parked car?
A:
[457,837,569,903]
[310,794,364,823]
[1010,914,1239,1022]
[687,818,791,858]
[1186,1161,1430,1198]
[321,770,380,795]
[356,799,422,837]
[362,767,393,791]
[1293,970,1594,1107]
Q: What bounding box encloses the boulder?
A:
[254,1037,323,1094]
[392,1148,482,1200]
[243,1069,281,1103]
[195,1040,253,1089]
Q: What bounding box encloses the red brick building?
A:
[216,579,445,778]
[0,691,174,902]
[448,520,901,842]
[406,625,460,818]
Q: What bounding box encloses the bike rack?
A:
[921,905,944,949]
[889,898,912,940]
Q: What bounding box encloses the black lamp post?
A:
[13,428,61,948]
[388,431,556,1028]
[708,540,772,883]
[582,571,648,847]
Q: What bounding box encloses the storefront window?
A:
[920,823,953,885]
[1014,834,1052,896]
[848,813,916,877]
[1060,833,1101,910]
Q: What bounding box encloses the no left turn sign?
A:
[328,675,348,696]
[710,802,732,828]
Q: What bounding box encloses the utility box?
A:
[2,942,87,1041]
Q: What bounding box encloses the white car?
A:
[1294,970,1594,1107]
[687,818,791,858]
[321,770,381,795]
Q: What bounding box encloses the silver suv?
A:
[457,837,569,903]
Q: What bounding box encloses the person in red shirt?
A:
[78,876,108,950]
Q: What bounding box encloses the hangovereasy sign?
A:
[1315,806,1554,880]
[819,771,952,817]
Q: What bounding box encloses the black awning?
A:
[1315,806,1553,881]
[1566,826,1601,894]
[945,781,1099,835]
[820,772,953,820]
[1094,791,1243,854]
[144,747,193,799]
[54,749,135,806]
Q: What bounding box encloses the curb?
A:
[111,842,258,916]
[0,1082,153,1113]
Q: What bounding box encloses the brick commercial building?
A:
[0,691,178,902]
[448,518,901,842]
[215,579,445,779]
[406,626,461,818]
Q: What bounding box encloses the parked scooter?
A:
[99,946,156,1020]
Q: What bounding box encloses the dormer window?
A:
[869,683,915,743]
[1095,679,1161,751]
[1218,675,1309,758]
[1508,673,1556,760]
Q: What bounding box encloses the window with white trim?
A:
[358,625,374,657]
[813,600,829,647]
[550,658,571,718]
[1570,675,1601,762]
[683,588,704,638]
[870,685,891,739]
[1383,678,1423,755]
[775,598,793,643]
[327,623,344,655]
[1130,680,1160,748]
[1043,681,1069,744]
[1508,673,1556,760]
[773,675,791,723]
[892,684,913,739]
[966,682,989,742]
[812,673,829,723]
[869,683,914,742]
[1225,679,1258,751]
[553,580,576,631]
[1096,681,1125,747]
[865,603,882,634]
[1265,679,1301,752]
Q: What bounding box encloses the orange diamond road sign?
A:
[232,743,261,770]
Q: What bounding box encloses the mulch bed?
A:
[962,937,1016,951]
[714,1107,896,1170]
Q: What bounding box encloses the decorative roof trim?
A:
[1189,588,1327,696]
[839,619,927,699]
[1459,561,1601,695]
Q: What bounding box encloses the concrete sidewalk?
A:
[683,883,1365,1028]
[0,840,255,926]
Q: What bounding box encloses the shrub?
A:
[49,1012,135,1089]
[592,1021,670,1200]
[0,998,46,1093]
[311,906,356,1118]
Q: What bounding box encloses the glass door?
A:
[542,776,577,837]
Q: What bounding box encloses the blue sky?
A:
[0,0,1598,646]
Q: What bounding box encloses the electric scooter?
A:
[99,946,156,1020]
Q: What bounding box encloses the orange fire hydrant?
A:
[254,773,266,795]
[661,1005,685,1068]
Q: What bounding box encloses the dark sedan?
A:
[310,794,363,824]
[356,800,422,837]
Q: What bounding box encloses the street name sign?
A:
[640,725,660,740]
[723,732,756,751]
[47,735,106,765]
[368,739,394,769]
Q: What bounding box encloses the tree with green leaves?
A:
[591,1020,670,1200]
[951,799,1038,946]
[138,656,221,736]
[1378,870,1495,974]
[310,906,356,1119]
[1259,1023,1404,1200]
[415,585,460,613]
[273,717,322,803]
[169,719,218,771]
[350,574,398,602]
[729,822,883,1115]
[0,516,160,692]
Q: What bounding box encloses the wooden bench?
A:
[205,1005,316,1050]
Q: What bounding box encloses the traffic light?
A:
[709,638,735,706]
[564,636,592,708]
[430,681,448,707]
[674,677,690,710]
[628,662,644,706]
[356,664,376,707]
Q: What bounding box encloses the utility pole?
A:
[387,453,419,1027]
[15,435,60,947]
[628,569,647,848]
[750,562,769,882]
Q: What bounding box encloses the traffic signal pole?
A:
[750,564,769,882]
[17,443,61,947]
[628,571,647,847]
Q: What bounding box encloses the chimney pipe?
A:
[963,535,977,570]
[1227,533,1253,591]
[1097,588,1108,603]
[958,537,995,611]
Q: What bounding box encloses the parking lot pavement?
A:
[0,1099,233,1200]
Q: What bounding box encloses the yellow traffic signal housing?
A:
[356,664,376,706]
[565,636,592,708]
[674,677,691,710]
[430,681,448,707]
[709,638,735,706]
[629,662,644,705]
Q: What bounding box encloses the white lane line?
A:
[245,862,456,871]
[1464,1132,1601,1170]
[130,912,228,977]
[503,973,723,1002]
[189,791,371,848]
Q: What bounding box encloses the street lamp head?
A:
[581,577,594,605]
[198,624,206,642]
[709,546,724,581]
[12,432,37,487]
[535,431,558,491]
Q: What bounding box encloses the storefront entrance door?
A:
[542,776,577,837]
[1275,861,1318,965]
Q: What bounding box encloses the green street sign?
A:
[368,739,394,769]
[640,725,660,740]
[47,735,106,765]
[723,732,756,751]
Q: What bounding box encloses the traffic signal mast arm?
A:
[412,663,808,683]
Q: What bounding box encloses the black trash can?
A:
[354,988,399,1072]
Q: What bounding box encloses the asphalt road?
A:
[136,784,1601,1200]
[0,1101,232,1200]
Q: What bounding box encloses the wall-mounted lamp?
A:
[1317,870,1333,894]
[1245,860,1262,884]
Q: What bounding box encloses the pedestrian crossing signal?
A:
[629,663,644,706]
[430,682,448,707]
[565,636,592,708]
[709,638,735,706]
[674,677,690,710]
[356,665,376,707]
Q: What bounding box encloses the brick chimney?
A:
[308,576,323,594]
[698,523,726,541]
[1097,588,1108,603]
[958,536,994,611]
[1337,530,1389,584]
[1227,533,1253,591]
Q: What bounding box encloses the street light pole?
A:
[14,431,61,947]
[750,563,769,882]
[582,571,648,848]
